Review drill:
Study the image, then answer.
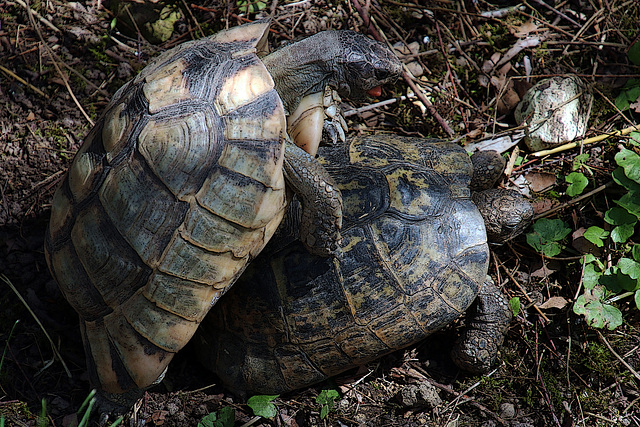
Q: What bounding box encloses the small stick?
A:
[533,182,614,221]
[403,73,455,136]
[531,125,640,157]
[0,65,46,96]
[597,331,640,383]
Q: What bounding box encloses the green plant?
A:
[37,399,47,427]
[316,389,340,419]
[565,171,588,196]
[509,297,521,316]
[574,148,640,329]
[247,394,278,419]
[526,218,572,257]
[0,319,19,374]
[237,0,267,14]
[198,406,234,427]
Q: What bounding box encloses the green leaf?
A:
[604,206,638,243]
[617,257,640,279]
[526,218,571,256]
[633,245,640,262]
[582,253,597,264]
[615,82,640,111]
[566,172,588,196]
[583,226,608,247]
[198,407,235,427]
[635,289,640,310]
[316,389,340,419]
[611,223,636,243]
[599,304,623,330]
[320,405,329,419]
[572,153,590,171]
[509,297,521,317]
[616,192,640,218]
[574,287,602,315]
[316,389,339,405]
[629,41,640,66]
[582,263,601,290]
[612,168,640,193]
[615,148,640,183]
[574,291,623,330]
[600,267,623,293]
[247,395,278,419]
[605,206,637,226]
[535,218,572,241]
[630,131,640,147]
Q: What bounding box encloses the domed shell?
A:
[196,135,490,395]
[45,20,290,395]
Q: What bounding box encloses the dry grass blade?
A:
[0,65,46,97]
[1,274,71,378]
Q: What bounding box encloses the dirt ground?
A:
[1,0,640,426]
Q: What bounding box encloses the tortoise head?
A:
[334,31,402,101]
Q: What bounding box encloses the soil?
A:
[1,1,640,426]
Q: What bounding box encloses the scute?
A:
[215,60,275,115]
[138,107,220,199]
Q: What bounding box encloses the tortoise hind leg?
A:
[283,139,342,257]
[451,277,512,373]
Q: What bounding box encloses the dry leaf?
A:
[530,262,558,278]
[525,172,556,192]
[539,296,569,310]
[513,20,540,38]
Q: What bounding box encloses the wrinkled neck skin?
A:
[262,31,345,114]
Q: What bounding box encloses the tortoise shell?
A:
[196,134,493,395]
[44,20,290,396]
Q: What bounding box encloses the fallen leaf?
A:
[525,172,556,192]
[512,20,540,38]
[531,198,559,215]
[530,262,559,278]
[539,296,569,310]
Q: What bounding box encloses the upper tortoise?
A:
[44,19,401,408]
[195,134,534,396]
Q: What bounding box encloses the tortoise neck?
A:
[262,32,342,113]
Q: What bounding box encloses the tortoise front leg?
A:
[283,139,342,257]
[451,277,512,373]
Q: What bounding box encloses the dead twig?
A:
[532,124,640,157]
[533,182,614,221]
[403,74,455,136]
[0,65,46,97]
[597,331,640,383]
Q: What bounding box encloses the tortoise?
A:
[194,134,534,395]
[44,19,401,407]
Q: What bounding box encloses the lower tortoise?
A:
[195,134,534,395]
